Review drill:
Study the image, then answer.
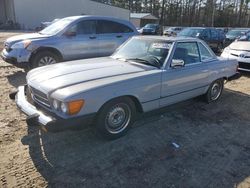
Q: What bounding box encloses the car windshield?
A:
[226,29,247,37]
[144,24,157,29]
[112,38,172,68]
[178,28,204,37]
[39,18,74,35]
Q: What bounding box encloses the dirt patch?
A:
[0,32,250,188]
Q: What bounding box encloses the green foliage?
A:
[93,0,250,27]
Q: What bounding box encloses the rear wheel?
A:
[96,97,136,140]
[31,51,60,68]
[205,79,224,103]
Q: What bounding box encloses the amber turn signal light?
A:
[68,100,84,115]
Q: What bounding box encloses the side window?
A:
[97,20,133,34]
[211,29,218,39]
[172,42,200,65]
[198,42,215,61]
[202,29,211,39]
[118,23,133,33]
[76,20,96,35]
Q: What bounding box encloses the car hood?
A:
[5,33,50,46]
[229,41,250,51]
[27,57,154,94]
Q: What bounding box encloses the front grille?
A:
[239,62,250,70]
[6,48,12,52]
[29,86,51,108]
[4,42,11,52]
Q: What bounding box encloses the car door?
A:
[96,20,134,56]
[160,41,210,107]
[59,20,99,60]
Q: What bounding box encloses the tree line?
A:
[94,0,250,27]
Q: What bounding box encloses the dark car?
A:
[178,27,225,52]
[225,28,250,45]
[139,24,162,35]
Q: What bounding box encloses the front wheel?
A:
[205,79,224,103]
[96,97,136,140]
[31,51,60,68]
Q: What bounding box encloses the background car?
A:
[221,41,250,71]
[236,32,250,41]
[139,24,163,35]
[178,27,225,52]
[1,15,138,69]
[225,28,250,45]
[163,27,183,36]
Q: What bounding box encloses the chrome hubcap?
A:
[38,56,56,66]
[211,82,222,100]
[105,104,131,134]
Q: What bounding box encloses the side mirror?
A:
[171,59,185,68]
[64,31,76,37]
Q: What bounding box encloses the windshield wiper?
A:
[126,58,160,68]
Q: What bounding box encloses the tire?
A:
[205,79,224,103]
[96,97,136,140]
[31,51,60,68]
[217,43,223,53]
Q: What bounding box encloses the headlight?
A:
[60,100,85,115]
[11,40,31,49]
[52,99,60,110]
[61,102,68,113]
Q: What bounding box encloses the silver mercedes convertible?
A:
[13,36,239,139]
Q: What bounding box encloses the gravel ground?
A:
[0,32,250,188]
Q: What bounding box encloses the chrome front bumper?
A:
[15,86,53,125]
[15,86,96,131]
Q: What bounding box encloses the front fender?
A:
[50,71,162,117]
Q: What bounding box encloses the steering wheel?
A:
[147,55,162,67]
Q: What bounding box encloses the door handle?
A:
[116,35,123,38]
[89,36,96,39]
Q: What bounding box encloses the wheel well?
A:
[30,47,63,62]
[98,95,143,114]
[223,77,228,81]
[127,95,143,113]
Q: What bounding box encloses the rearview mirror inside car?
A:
[171,59,185,68]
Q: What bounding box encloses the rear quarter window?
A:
[97,20,133,34]
[198,42,215,61]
